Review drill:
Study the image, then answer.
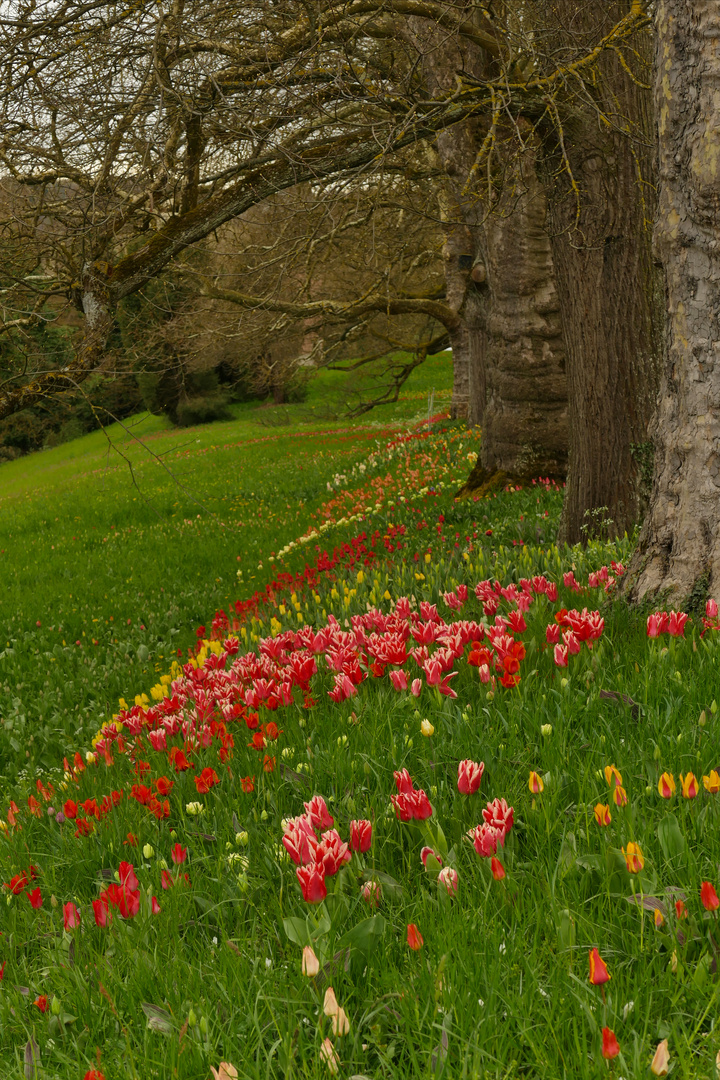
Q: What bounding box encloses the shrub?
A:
[175,394,232,426]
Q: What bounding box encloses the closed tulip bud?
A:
[594,803,611,826]
[612,784,628,807]
[438,866,458,896]
[654,908,665,928]
[650,1038,670,1076]
[187,1008,197,1028]
[601,1027,620,1059]
[320,1037,340,1075]
[701,881,720,911]
[143,844,155,859]
[528,771,544,794]
[589,948,610,985]
[236,831,249,846]
[604,764,622,788]
[622,842,644,873]
[699,710,707,727]
[658,772,676,798]
[332,1006,350,1036]
[420,719,434,737]
[302,945,320,977]
[407,923,424,950]
[199,1015,209,1036]
[680,772,699,798]
[490,857,505,881]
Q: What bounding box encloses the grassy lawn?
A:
[0,352,719,1079]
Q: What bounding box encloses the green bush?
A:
[175,394,232,426]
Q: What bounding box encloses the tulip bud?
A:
[199,1015,209,1036]
[187,1008,197,1028]
[712,699,718,715]
[699,710,707,727]
[143,844,155,859]
[236,831,249,847]
[51,996,62,1016]
[653,744,662,761]
[260,810,268,821]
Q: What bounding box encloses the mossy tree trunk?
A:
[624,1,720,605]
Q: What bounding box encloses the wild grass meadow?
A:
[1,354,720,1079]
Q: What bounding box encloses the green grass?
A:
[1,356,720,1079]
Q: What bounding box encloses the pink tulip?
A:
[361,879,382,906]
[546,623,560,644]
[421,846,442,868]
[410,678,422,697]
[707,598,719,619]
[438,866,458,895]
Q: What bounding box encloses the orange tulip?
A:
[612,785,628,807]
[490,857,505,880]
[528,771,544,794]
[680,772,699,799]
[701,881,720,911]
[703,770,720,794]
[604,765,622,789]
[654,908,665,928]
[589,947,610,985]
[601,1027,620,1059]
[622,842,644,873]
[658,772,675,798]
[594,803,612,826]
[407,923,424,950]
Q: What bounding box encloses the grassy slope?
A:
[0,354,452,774]
[2,353,720,1079]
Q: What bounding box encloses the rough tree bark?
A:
[624,2,720,605]
[482,140,568,479]
[543,0,660,543]
[416,22,568,481]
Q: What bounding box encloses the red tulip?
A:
[304,795,334,829]
[26,887,42,909]
[589,948,610,985]
[457,759,485,795]
[601,1027,620,1059]
[407,923,423,950]
[349,819,372,853]
[34,995,48,1012]
[151,896,161,914]
[63,901,80,930]
[92,897,110,926]
[171,843,187,865]
[314,830,351,876]
[296,862,327,903]
[701,881,720,911]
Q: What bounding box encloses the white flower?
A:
[185,802,205,815]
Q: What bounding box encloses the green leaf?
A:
[283,916,313,948]
[657,813,686,860]
[337,915,386,958]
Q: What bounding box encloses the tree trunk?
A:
[542,1,660,544]
[482,140,568,479]
[412,17,567,478]
[623,2,720,606]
